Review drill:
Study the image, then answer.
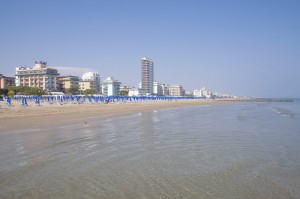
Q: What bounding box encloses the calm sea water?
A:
[1,101,300,199]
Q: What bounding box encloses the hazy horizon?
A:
[1,0,299,98]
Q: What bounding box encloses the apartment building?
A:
[0,74,15,89]
[102,77,121,96]
[168,84,184,96]
[57,75,79,92]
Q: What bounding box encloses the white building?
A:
[193,89,202,97]
[194,87,212,98]
[81,72,101,93]
[160,84,169,96]
[102,77,121,96]
[153,81,161,96]
[128,88,139,96]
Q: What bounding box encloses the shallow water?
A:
[1,101,300,198]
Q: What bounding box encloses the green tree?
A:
[119,90,129,96]
[0,88,8,95]
[5,86,46,95]
[8,90,15,98]
[27,87,44,96]
[66,87,80,95]
[15,86,28,94]
[83,89,97,95]
[5,86,17,93]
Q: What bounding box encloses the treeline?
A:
[0,86,130,97]
[1,86,45,96]
[0,86,99,97]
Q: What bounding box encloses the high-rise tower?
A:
[141,57,154,95]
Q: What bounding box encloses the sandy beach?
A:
[0,100,235,131]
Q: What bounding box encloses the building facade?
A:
[15,61,59,91]
[160,84,169,96]
[194,87,209,97]
[102,77,121,96]
[79,80,92,92]
[128,88,139,96]
[153,81,162,96]
[168,84,184,96]
[0,74,15,89]
[141,57,154,96]
[57,75,79,92]
[81,72,101,93]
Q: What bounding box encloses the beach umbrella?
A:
[7,96,11,106]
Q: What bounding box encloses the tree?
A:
[66,86,80,95]
[7,90,15,98]
[5,86,17,93]
[5,86,44,95]
[15,86,28,94]
[27,87,44,96]
[0,88,8,95]
[120,90,129,96]
[83,89,97,95]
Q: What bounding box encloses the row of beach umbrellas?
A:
[3,95,204,107]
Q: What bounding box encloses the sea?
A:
[0,100,300,199]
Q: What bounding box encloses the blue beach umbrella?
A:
[7,96,12,106]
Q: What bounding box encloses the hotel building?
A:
[0,74,15,89]
[141,57,154,96]
[102,77,121,96]
[15,61,59,91]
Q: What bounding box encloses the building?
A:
[153,81,162,96]
[57,75,79,92]
[160,83,169,96]
[193,87,213,98]
[15,61,59,91]
[0,74,15,89]
[81,72,101,93]
[128,88,139,96]
[120,86,130,93]
[79,80,92,92]
[140,57,154,96]
[120,86,135,96]
[193,89,202,97]
[168,84,184,96]
[102,77,121,96]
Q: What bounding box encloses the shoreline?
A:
[0,100,237,131]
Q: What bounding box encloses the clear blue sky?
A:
[1,0,299,97]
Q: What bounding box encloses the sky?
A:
[0,0,299,97]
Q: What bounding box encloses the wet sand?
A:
[0,100,234,131]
